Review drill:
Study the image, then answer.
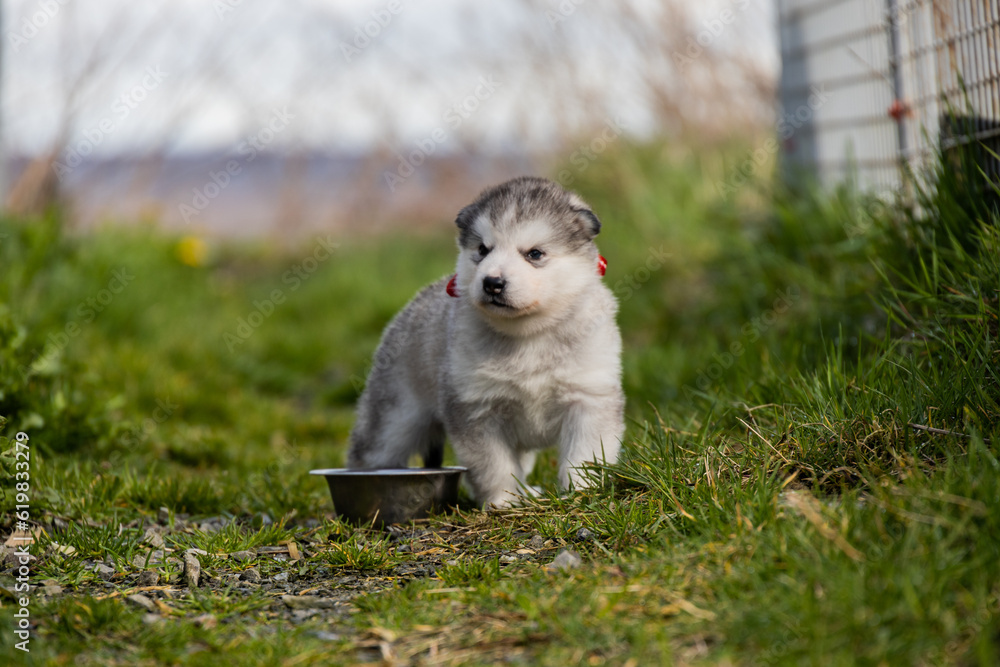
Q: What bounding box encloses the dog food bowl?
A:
[310,467,467,526]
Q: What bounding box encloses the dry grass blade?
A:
[782,491,864,562]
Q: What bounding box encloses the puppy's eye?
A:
[525,248,544,261]
[478,244,490,257]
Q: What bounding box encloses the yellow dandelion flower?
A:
[176,236,207,267]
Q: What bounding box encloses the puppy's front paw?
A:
[483,495,515,510]
[482,486,541,509]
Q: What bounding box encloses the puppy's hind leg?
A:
[347,384,436,469]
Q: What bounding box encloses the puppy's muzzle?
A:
[482,275,506,296]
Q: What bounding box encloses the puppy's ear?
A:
[566,191,601,239]
[455,204,475,231]
[575,208,602,239]
[455,204,479,245]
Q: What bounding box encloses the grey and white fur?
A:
[347,176,624,508]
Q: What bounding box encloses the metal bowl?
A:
[310,467,467,526]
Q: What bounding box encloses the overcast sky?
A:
[3,0,779,157]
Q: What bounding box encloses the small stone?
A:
[158,507,171,524]
[143,529,165,549]
[240,568,262,584]
[142,613,163,625]
[314,631,341,642]
[40,583,62,596]
[395,544,411,553]
[183,553,201,588]
[202,515,230,530]
[94,563,116,580]
[192,613,217,629]
[272,572,289,583]
[282,595,336,610]
[230,550,256,563]
[545,549,583,573]
[137,570,160,586]
[499,555,518,564]
[260,513,273,526]
[527,534,545,549]
[126,594,157,613]
[184,548,208,557]
[290,609,320,622]
[8,548,36,566]
[575,527,594,541]
[47,543,76,557]
[256,546,285,554]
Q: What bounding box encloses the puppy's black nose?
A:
[483,275,506,295]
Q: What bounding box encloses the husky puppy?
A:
[347,176,624,508]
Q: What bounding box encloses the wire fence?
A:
[778,0,1000,195]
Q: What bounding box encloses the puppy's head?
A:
[453,176,603,336]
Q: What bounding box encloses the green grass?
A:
[1,136,998,665]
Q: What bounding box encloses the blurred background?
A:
[2,0,778,236]
[2,5,999,663]
[0,0,995,488]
